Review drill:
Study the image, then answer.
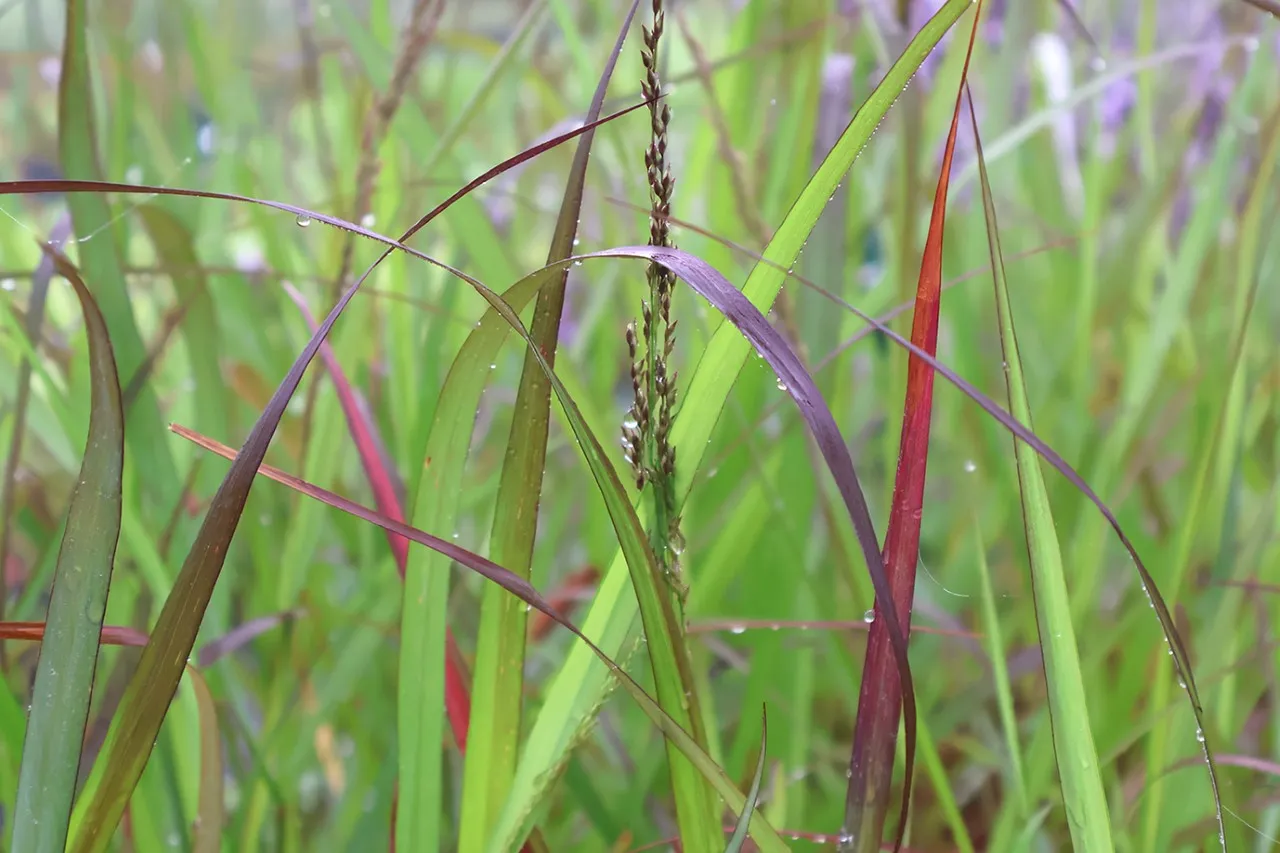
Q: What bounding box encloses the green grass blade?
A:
[189,661,223,853]
[724,708,767,853]
[972,527,1028,819]
[496,4,971,842]
[459,4,641,849]
[11,247,124,853]
[968,95,1113,853]
[58,0,178,509]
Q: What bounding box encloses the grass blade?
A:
[971,527,1028,821]
[170,424,792,853]
[724,708,767,853]
[11,247,124,853]
[58,0,178,507]
[842,5,981,850]
[189,661,223,853]
[496,3,971,841]
[459,3,642,849]
[969,91,1114,853]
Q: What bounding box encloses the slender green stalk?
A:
[969,96,1113,853]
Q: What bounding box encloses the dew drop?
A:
[572,237,580,246]
[775,379,788,391]
[489,363,497,370]
[451,532,459,540]
[730,625,746,635]
[1196,727,1205,743]
[1089,56,1107,72]
[360,212,376,228]
[963,459,977,473]
[295,214,312,228]
[862,609,875,624]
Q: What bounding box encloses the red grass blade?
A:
[842,4,983,850]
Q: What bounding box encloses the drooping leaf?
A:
[11,248,124,853]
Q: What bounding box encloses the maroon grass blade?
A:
[842,4,982,850]
[196,610,303,668]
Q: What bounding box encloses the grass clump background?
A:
[0,0,1277,851]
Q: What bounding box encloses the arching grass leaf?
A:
[11,247,124,853]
